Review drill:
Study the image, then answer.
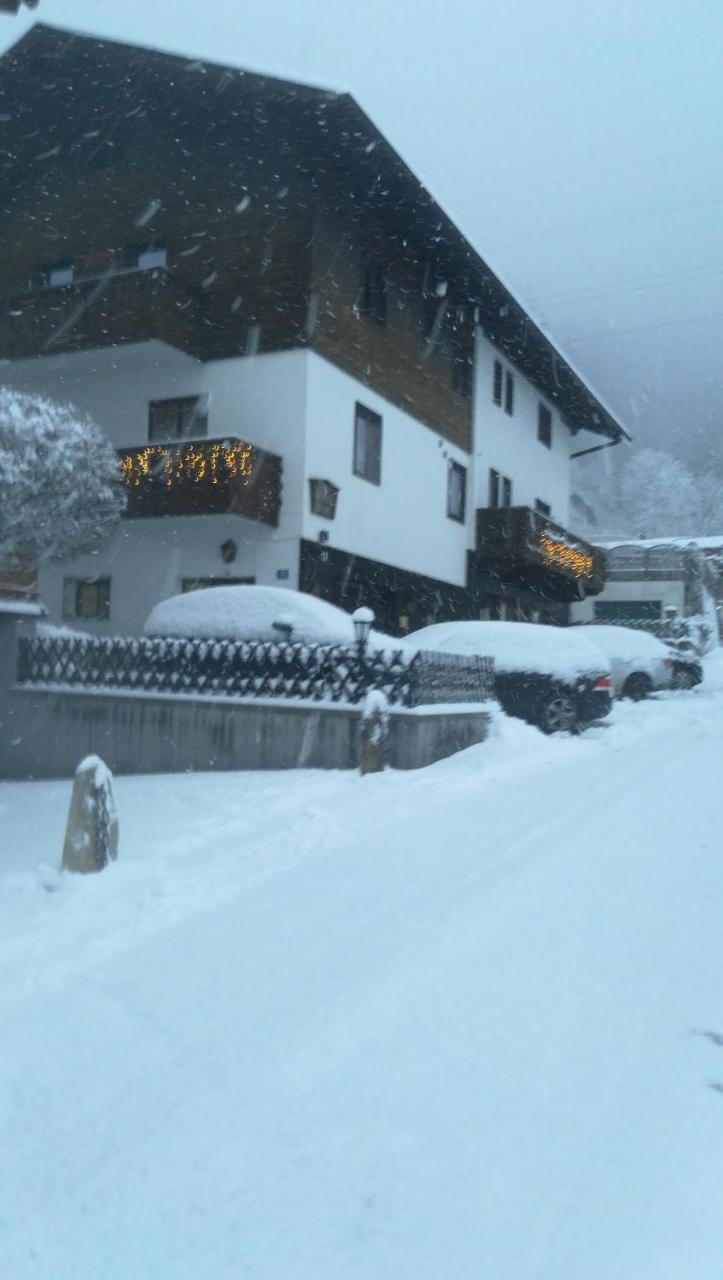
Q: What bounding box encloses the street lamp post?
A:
[352,605,374,692]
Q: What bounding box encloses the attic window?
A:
[133,245,167,270]
[45,261,74,288]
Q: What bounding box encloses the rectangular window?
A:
[447,460,467,522]
[309,477,340,520]
[489,468,500,508]
[502,475,513,507]
[63,577,111,621]
[538,403,552,448]
[148,396,208,442]
[45,261,74,287]
[360,260,387,326]
[452,354,473,398]
[493,359,503,406]
[353,403,382,485]
[504,370,514,415]
[133,245,167,270]
[535,499,551,518]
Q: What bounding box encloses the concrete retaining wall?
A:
[0,619,490,779]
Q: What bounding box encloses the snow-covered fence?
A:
[15,632,493,709]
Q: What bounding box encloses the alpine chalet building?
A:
[0,24,628,634]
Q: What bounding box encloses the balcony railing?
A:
[118,437,283,526]
[474,506,606,599]
[0,268,206,361]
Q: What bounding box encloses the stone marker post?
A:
[62,754,119,873]
[359,690,389,776]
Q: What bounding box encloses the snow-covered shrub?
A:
[0,388,125,567]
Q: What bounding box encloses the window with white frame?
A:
[447,460,467,522]
[148,396,208,442]
[353,403,382,485]
[63,577,111,621]
[538,403,552,448]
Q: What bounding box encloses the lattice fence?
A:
[16,633,493,708]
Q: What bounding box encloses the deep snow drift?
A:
[2,655,723,1279]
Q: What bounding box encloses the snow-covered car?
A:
[144,585,395,651]
[576,624,672,700]
[407,621,612,733]
[663,638,704,690]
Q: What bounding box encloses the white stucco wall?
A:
[472,331,574,525]
[303,353,471,586]
[570,577,685,623]
[6,343,309,632]
[8,341,473,632]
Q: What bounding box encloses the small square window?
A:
[538,403,552,448]
[63,577,110,621]
[493,359,503,406]
[309,477,339,520]
[45,261,74,288]
[353,403,382,485]
[148,396,208,442]
[447,460,467,522]
[504,370,514,416]
[535,499,551,518]
[133,245,167,270]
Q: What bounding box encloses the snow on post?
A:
[359,689,388,776]
[62,756,119,875]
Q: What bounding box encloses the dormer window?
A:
[45,261,74,288]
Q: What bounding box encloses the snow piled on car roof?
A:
[577,625,668,659]
[408,621,609,680]
[144,585,395,650]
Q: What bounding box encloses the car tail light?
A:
[594,675,612,691]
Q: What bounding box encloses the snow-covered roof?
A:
[1,22,630,447]
[144,585,395,652]
[407,621,609,681]
[599,537,723,552]
[0,598,45,618]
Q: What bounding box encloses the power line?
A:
[569,309,723,345]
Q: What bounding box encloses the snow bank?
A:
[408,621,609,680]
[2,684,723,1277]
[144,585,396,652]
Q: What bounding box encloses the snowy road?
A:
[2,659,723,1278]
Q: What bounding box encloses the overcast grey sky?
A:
[4,0,723,474]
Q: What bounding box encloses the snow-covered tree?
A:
[575,447,723,539]
[0,388,125,567]
[620,449,700,538]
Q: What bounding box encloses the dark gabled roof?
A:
[0,22,629,443]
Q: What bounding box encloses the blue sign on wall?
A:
[276,569,290,581]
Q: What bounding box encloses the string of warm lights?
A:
[119,440,254,489]
[539,530,594,579]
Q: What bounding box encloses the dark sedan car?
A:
[408,621,612,733]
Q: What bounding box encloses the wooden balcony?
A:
[118,437,282,526]
[0,268,206,361]
[473,507,606,600]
